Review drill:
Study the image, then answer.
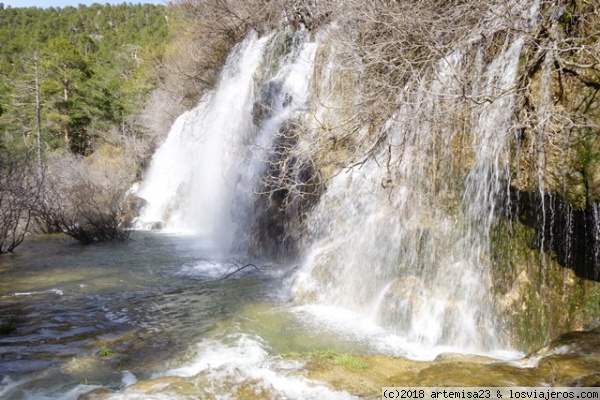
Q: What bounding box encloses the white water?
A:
[137,28,319,254]
[3,7,566,398]
[151,335,356,400]
[136,31,269,245]
[292,10,537,355]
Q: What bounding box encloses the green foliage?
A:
[310,349,339,358]
[0,3,169,155]
[0,316,19,334]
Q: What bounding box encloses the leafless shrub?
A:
[0,150,42,254]
[252,0,495,195]
[156,0,333,110]
[35,149,136,244]
[242,119,323,257]
[141,0,276,148]
[156,0,280,109]
[220,259,261,279]
[335,0,490,122]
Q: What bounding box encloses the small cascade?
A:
[232,28,320,256]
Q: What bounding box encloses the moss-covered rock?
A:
[304,329,600,397]
[491,215,600,351]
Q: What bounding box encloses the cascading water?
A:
[136,31,269,246]
[137,1,542,356]
[231,28,319,255]
[136,28,319,254]
[292,4,539,354]
[6,2,600,399]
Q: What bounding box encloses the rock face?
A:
[508,189,600,280]
[122,194,148,226]
[266,1,600,351]
[504,0,600,280]
[281,1,600,352]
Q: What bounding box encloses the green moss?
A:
[332,355,368,371]
[518,285,548,349]
[310,349,339,358]
[490,220,536,293]
[281,348,339,359]
[564,171,587,208]
[582,284,600,317]
[98,348,114,357]
[558,11,573,27]
[490,211,600,351]
[0,316,18,335]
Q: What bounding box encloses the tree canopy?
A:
[0,2,169,154]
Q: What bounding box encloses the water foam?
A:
[159,334,357,400]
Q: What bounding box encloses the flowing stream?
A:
[0,30,388,400]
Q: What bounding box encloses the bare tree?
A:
[157,0,332,109]
[514,0,600,200]
[0,149,42,254]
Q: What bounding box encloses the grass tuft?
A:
[332,355,368,371]
[98,348,114,357]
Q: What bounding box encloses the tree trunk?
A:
[63,78,70,148]
[34,52,43,177]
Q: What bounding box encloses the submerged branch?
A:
[220,259,261,279]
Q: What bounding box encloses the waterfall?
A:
[136,28,319,252]
[292,11,537,353]
[136,31,269,245]
[231,28,319,255]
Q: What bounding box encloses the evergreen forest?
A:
[0,2,172,252]
[0,2,169,154]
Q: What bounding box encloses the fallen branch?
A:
[220,259,261,279]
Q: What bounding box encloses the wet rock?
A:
[123,194,147,220]
[61,356,121,384]
[433,353,497,363]
[377,277,427,328]
[150,221,163,230]
[302,328,600,398]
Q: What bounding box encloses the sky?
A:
[1,0,166,7]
